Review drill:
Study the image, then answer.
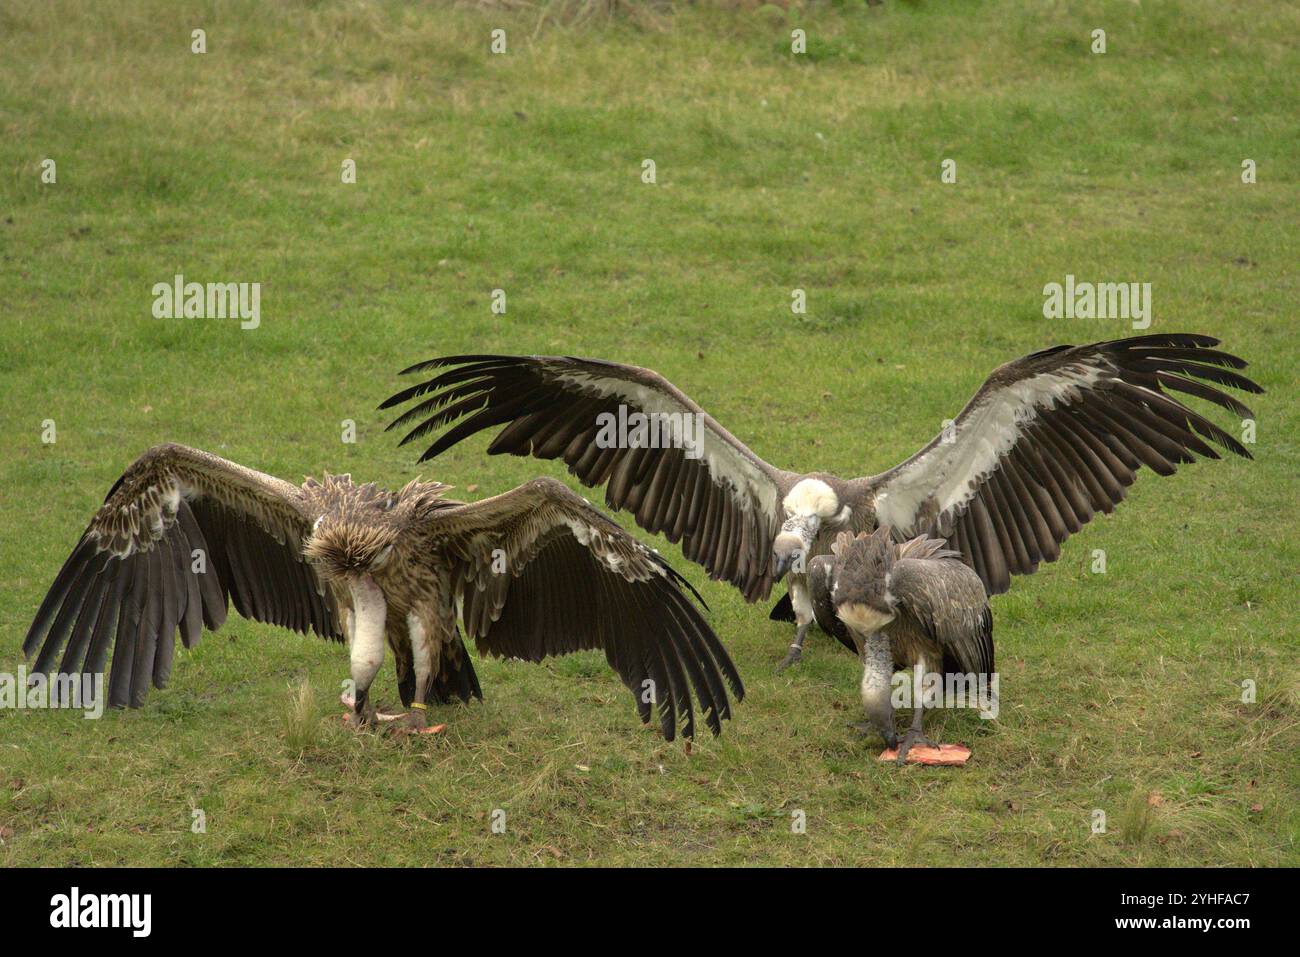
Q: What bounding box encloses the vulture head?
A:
[772,478,850,580]
[303,516,399,583]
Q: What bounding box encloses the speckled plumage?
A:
[813,526,993,757]
[814,527,993,677]
[23,444,743,738]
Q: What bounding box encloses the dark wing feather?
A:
[23,444,341,708]
[889,556,994,677]
[805,556,855,654]
[864,334,1261,594]
[431,477,744,740]
[381,354,798,602]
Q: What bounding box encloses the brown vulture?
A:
[380,333,1261,668]
[812,526,992,763]
[22,444,742,739]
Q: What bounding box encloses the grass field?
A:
[1,0,1296,867]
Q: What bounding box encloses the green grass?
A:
[1,0,1296,866]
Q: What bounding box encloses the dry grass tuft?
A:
[281,678,324,755]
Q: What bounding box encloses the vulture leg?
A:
[775,577,814,672]
[894,654,939,766]
[395,611,434,731]
[859,633,898,751]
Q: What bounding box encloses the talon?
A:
[380,701,443,736]
[775,645,803,673]
[392,707,428,733]
[345,700,378,732]
[894,728,937,766]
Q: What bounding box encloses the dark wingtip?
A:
[398,353,514,378]
[654,553,710,611]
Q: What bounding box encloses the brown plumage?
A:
[813,527,993,763]
[380,334,1261,668]
[22,444,743,739]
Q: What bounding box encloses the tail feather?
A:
[427,636,483,705]
[768,591,795,622]
[391,636,416,706]
[392,633,483,707]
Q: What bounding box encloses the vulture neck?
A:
[349,574,388,654]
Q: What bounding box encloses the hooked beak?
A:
[772,517,819,581]
[773,550,797,581]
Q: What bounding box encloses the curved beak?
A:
[773,549,799,582]
[772,516,819,581]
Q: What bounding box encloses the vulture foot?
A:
[775,644,803,673]
[894,727,938,766]
[345,701,378,732]
[391,707,428,732]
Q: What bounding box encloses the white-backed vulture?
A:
[22,444,742,740]
[813,527,992,764]
[380,334,1261,668]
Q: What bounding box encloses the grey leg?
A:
[776,579,814,672]
[397,612,433,730]
[776,620,811,673]
[894,656,938,765]
[859,633,898,748]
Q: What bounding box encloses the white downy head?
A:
[774,479,847,579]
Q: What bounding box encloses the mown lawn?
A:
[0,0,1295,866]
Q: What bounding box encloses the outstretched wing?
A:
[431,477,744,740]
[890,554,993,677]
[381,355,798,603]
[863,334,1262,594]
[23,444,340,708]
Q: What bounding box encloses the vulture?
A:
[380,333,1261,669]
[21,444,743,740]
[813,526,992,764]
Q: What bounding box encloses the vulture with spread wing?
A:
[22,444,742,739]
[381,334,1261,669]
